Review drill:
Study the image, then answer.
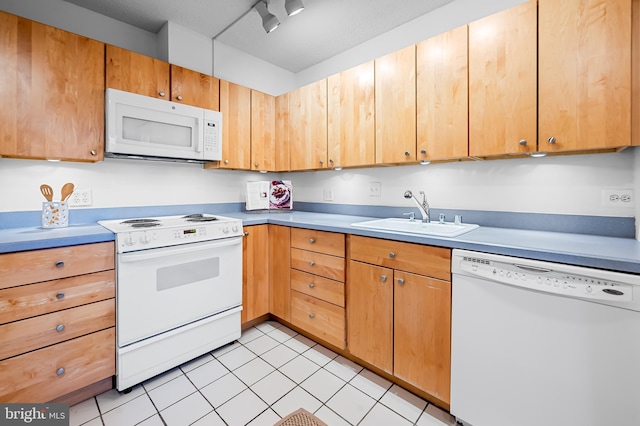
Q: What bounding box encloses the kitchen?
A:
[1,0,639,425]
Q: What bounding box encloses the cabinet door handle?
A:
[548,136,557,144]
[255,163,259,168]
[176,95,183,101]
[309,238,315,244]
[55,260,64,268]
[159,91,165,97]
[224,159,229,164]
[397,278,405,286]
[519,139,527,146]
[56,324,65,332]
[90,149,97,156]
[308,283,315,289]
[309,261,315,266]
[243,231,249,236]
[389,252,395,259]
[381,275,387,283]
[56,292,65,300]
[308,313,315,319]
[56,367,65,376]
[404,151,410,157]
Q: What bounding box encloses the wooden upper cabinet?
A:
[106,45,170,100]
[289,80,328,170]
[416,26,468,161]
[219,80,251,169]
[106,45,219,110]
[170,65,220,110]
[275,93,291,171]
[251,90,276,171]
[375,45,416,164]
[468,0,537,157]
[0,11,104,162]
[328,61,375,168]
[539,0,632,151]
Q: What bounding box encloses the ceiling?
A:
[61,0,454,72]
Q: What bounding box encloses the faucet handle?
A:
[402,212,416,221]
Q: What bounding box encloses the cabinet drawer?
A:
[0,270,115,324]
[291,291,345,349]
[349,236,451,281]
[0,327,115,403]
[0,299,115,361]
[0,242,115,290]
[291,269,344,307]
[291,248,345,281]
[291,228,345,257]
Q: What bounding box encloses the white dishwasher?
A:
[450,249,640,426]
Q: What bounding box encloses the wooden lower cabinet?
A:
[242,225,270,324]
[269,225,291,321]
[291,291,345,348]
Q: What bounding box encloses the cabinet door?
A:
[219,80,251,169]
[539,0,631,151]
[0,12,104,162]
[375,45,416,164]
[170,64,220,110]
[269,225,291,322]
[289,80,328,170]
[328,61,375,168]
[242,225,269,324]
[468,0,537,157]
[347,260,393,374]
[417,26,468,161]
[251,90,276,171]
[106,45,170,100]
[394,271,451,404]
[275,93,290,171]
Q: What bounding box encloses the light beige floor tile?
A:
[326,384,376,425]
[101,394,156,426]
[279,355,321,383]
[303,344,338,366]
[266,325,298,343]
[324,355,363,381]
[283,334,317,353]
[185,358,228,389]
[216,389,269,426]
[238,326,265,344]
[211,341,241,358]
[314,405,353,426]
[416,404,457,426]
[260,343,298,368]
[142,368,183,392]
[300,368,346,402]
[349,369,393,400]
[271,387,322,418]
[233,357,276,386]
[251,370,297,405]
[246,408,281,426]
[380,384,428,423]
[254,320,284,333]
[96,385,145,413]
[179,353,215,373]
[190,410,226,426]
[244,334,280,355]
[69,397,100,426]
[138,414,165,426]
[200,373,248,408]
[147,375,196,411]
[217,345,258,370]
[159,392,213,426]
[360,402,413,426]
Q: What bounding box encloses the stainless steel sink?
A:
[351,218,479,237]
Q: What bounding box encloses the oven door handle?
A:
[119,237,241,263]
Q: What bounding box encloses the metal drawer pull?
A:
[55,261,64,268]
[56,324,65,332]
[56,367,65,376]
[309,313,315,319]
[159,91,165,97]
[56,292,65,300]
[389,252,396,259]
[243,231,249,236]
[309,261,315,266]
[381,275,387,283]
[309,283,315,289]
[309,238,315,244]
[397,278,405,286]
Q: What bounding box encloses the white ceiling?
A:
[61,0,454,72]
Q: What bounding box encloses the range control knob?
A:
[223,227,230,234]
[232,225,239,232]
[140,233,149,244]
[123,234,136,246]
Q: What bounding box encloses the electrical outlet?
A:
[601,189,634,207]
[68,188,93,207]
[323,188,334,202]
[369,182,382,197]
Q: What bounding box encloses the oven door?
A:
[116,236,242,347]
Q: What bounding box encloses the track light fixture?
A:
[255,0,280,33]
[285,0,305,16]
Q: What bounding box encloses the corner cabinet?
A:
[216,80,251,169]
[242,225,270,324]
[0,242,116,404]
[348,235,452,405]
[538,0,632,152]
[289,80,328,170]
[0,11,104,162]
[251,90,276,172]
[468,0,537,157]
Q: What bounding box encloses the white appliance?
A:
[451,249,640,426]
[98,214,242,390]
[105,88,222,163]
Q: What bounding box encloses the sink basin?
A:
[351,218,479,238]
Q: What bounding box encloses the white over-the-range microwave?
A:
[105,88,222,163]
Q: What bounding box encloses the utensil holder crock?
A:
[42,201,69,228]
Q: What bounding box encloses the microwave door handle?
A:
[195,118,202,153]
[119,237,241,263]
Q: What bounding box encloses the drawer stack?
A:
[290,229,346,349]
[0,242,116,403]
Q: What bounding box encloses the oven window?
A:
[123,116,192,147]
[157,257,219,291]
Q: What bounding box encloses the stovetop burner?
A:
[130,222,161,228]
[121,219,160,224]
[182,214,218,222]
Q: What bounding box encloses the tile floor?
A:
[69,321,457,426]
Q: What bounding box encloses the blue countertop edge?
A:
[2,210,640,275]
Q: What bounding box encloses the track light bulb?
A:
[255,1,280,33]
[285,0,305,16]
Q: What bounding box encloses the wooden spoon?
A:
[61,182,75,202]
[40,184,53,202]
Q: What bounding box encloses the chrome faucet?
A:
[404,190,430,222]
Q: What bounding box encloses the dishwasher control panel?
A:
[458,254,634,303]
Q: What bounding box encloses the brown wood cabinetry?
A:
[468,0,537,157]
[375,45,417,164]
[348,235,452,404]
[416,25,469,161]
[0,242,116,403]
[275,93,291,171]
[327,61,375,168]
[242,225,270,324]
[538,0,632,152]
[0,10,104,162]
[218,80,251,169]
[251,90,276,171]
[290,229,345,348]
[269,225,291,321]
[106,45,220,110]
[289,80,328,170]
